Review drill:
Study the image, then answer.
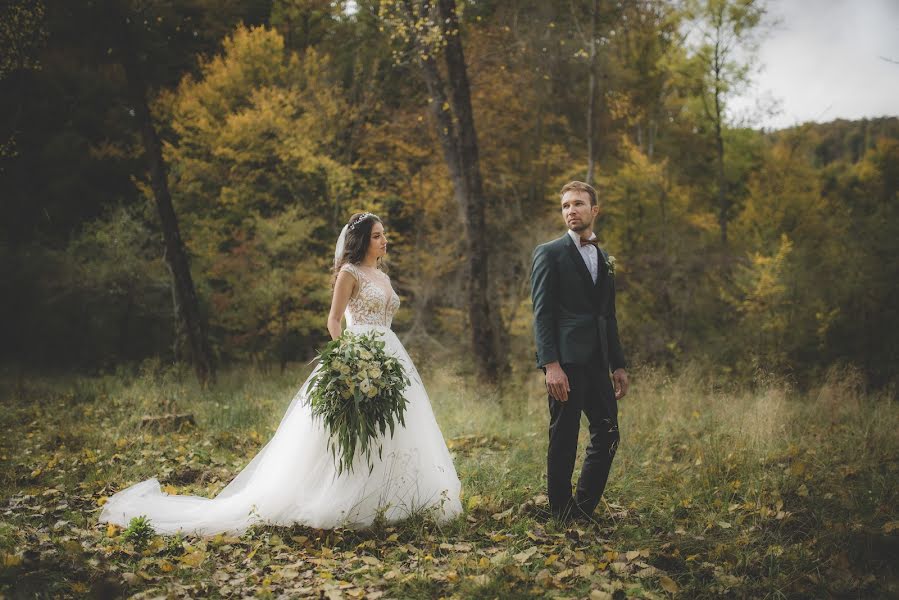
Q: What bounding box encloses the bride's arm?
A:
[327,270,357,340]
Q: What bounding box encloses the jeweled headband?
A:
[348,212,376,231]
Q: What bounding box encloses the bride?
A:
[99,212,463,535]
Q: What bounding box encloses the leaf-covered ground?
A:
[0,362,897,598]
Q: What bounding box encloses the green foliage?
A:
[122,516,154,551]
[160,24,355,361]
[0,0,46,81]
[724,234,795,369]
[0,0,46,158]
[307,330,411,474]
[728,130,899,382]
[1,1,896,385]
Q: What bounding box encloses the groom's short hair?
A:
[560,181,597,206]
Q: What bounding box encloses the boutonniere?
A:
[605,255,616,276]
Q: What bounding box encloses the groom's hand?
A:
[544,362,570,402]
[613,368,629,400]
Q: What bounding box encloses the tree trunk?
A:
[585,0,599,185]
[713,42,728,245]
[715,114,727,244]
[122,52,214,385]
[411,0,506,382]
[436,0,505,382]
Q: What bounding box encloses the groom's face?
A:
[561,190,599,234]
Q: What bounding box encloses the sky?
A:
[730,0,899,130]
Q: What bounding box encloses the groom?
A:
[530,180,629,523]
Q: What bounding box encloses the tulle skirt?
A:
[99,325,463,535]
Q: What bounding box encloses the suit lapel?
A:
[563,234,596,298]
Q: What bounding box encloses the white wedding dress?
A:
[99,263,462,535]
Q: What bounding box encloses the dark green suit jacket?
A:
[531,233,626,371]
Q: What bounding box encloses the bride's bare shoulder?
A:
[339,263,359,278]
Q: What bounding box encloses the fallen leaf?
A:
[246,541,262,560]
[2,553,22,567]
[513,546,539,563]
[491,507,513,520]
[179,550,205,567]
[535,569,553,586]
[716,573,744,587]
[660,575,678,593]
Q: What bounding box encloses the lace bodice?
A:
[341,264,400,328]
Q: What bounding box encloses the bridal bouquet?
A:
[307,330,411,474]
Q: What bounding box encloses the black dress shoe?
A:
[551,503,595,525]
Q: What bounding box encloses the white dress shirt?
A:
[567,229,598,283]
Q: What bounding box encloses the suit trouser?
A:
[546,355,619,519]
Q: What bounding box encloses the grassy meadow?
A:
[0,361,896,598]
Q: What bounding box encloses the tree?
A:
[379,0,506,382]
[103,1,215,383]
[684,0,767,244]
[162,25,353,366]
[0,0,47,159]
[61,0,270,381]
[571,0,601,185]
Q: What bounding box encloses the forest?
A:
[1,0,897,598]
[2,0,896,385]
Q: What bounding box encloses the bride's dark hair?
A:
[332,212,384,285]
